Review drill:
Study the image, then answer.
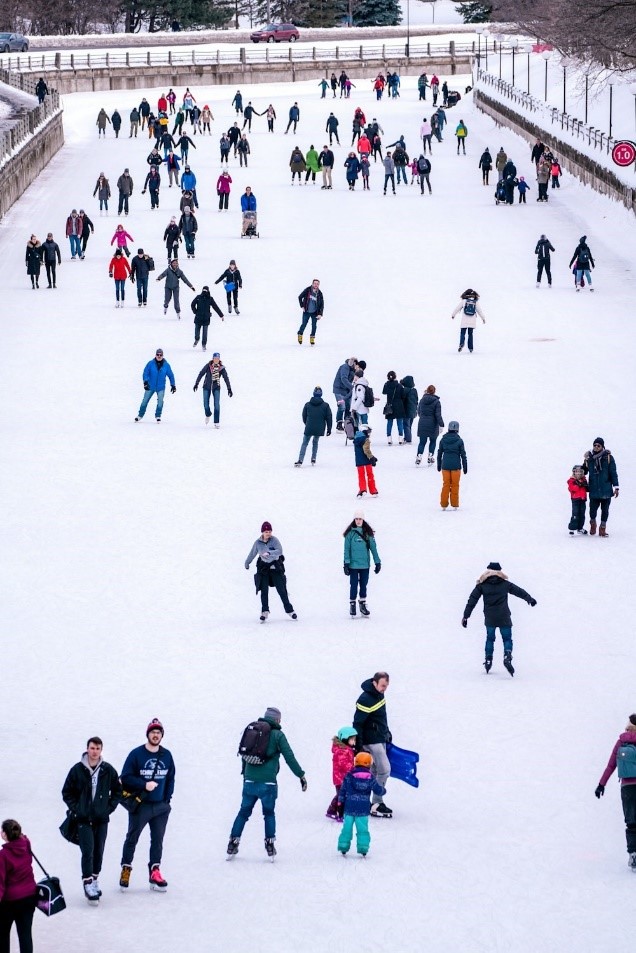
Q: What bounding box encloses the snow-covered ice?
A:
[1,73,636,953]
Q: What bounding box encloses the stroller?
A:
[241,210,259,238]
[494,180,507,205]
[446,90,461,108]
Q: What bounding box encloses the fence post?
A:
[265,47,269,63]
[360,45,363,60]
[106,52,109,68]
[241,46,246,64]
[70,53,74,70]
[427,42,430,55]
[192,48,195,65]
[55,51,61,69]
[336,46,339,60]
[313,46,316,59]
[169,51,172,66]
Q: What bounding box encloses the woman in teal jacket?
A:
[343,511,381,618]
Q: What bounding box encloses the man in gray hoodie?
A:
[156,258,195,317]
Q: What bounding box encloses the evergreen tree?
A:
[353,0,400,26]
[254,0,308,22]
[455,1,491,22]
[305,0,346,27]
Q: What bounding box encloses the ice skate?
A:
[265,837,277,861]
[149,865,168,891]
[287,611,298,620]
[370,802,392,818]
[503,652,515,677]
[83,878,100,903]
[294,461,302,467]
[427,454,434,465]
[484,657,493,673]
[629,852,636,871]
[350,600,356,618]
[226,837,240,859]
[415,454,422,465]
[259,611,269,623]
[119,865,132,890]
[358,600,370,617]
[356,490,366,498]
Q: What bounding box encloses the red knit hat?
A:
[146,718,164,738]
[261,521,272,532]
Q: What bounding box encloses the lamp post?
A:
[483,28,489,70]
[542,50,551,101]
[561,56,573,113]
[476,26,482,69]
[499,39,502,80]
[584,72,589,123]
[608,78,614,139]
[406,0,410,57]
[524,45,530,95]
[511,40,518,87]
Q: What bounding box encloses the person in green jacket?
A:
[305,145,320,184]
[227,707,307,860]
[343,511,381,618]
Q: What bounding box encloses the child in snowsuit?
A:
[517,176,530,203]
[326,728,357,820]
[353,424,378,498]
[337,752,385,856]
[567,465,588,535]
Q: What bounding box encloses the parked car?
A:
[0,32,29,52]
[250,23,299,43]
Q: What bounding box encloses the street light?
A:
[406,0,410,58]
[483,28,489,70]
[511,39,519,87]
[542,50,551,101]
[561,56,573,113]
[476,26,482,69]
[608,78,614,139]
[499,39,502,80]
[584,71,590,123]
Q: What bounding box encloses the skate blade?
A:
[149,884,168,892]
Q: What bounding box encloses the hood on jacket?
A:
[401,375,414,388]
[1,837,31,861]
[81,752,103,769]
[360,678,382,696]
[308,396,324,407]
[477,569,509,584]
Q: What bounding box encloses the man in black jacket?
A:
[297,279,324,346]
[535,234,555,287]
[62,737,121,901]
[462,562,536,676]
[353,673,392,817]
[79,209,94,258]
[294,387,332,467]
[131,248,153,306]
[319,146,334,189]
[325,113,339,145]
[42,232,61,288]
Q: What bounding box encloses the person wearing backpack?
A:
[351,368,374,425]
[353,424,378,498]
[227,707,307,860]
[294,387,332,467]
[382,371,407,445]
[400,375,418,444]
[478,148,492,185]
[455,120,468,155]
[416,154,432,194]
[245,522,297,622]
[416,384,444,465]
[595,714,636,871]
[535,234,555,287]
[343,511,381,618]
[582,437,619,536]
[462,562,536,675]
[569,235,595,291]
[451,289,486,353]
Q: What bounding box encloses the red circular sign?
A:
[612,140,636,167]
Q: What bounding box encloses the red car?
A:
[250,23,299,43]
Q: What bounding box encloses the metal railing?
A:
[477,69,616,156]
[0,70,61,166]
[0,40,475,73]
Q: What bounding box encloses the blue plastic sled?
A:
[387,743,420,788]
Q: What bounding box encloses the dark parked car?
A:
[250,23,299,43]
[0,32,29,52]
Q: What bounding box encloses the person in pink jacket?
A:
[596,713,636,870]
[110,224,134,258]
[216,170,232,211]
[0,819,38,952]
[326,727,357,821]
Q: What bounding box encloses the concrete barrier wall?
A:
[0,111,64,219]
[474,89,636,216]
[26,55,470,94]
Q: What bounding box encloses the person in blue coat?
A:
[333,357,357,430]
[135,348,176,422]
[180,165,198,207]
[294,387,332,467]
[582,437,619,536]
[344,153,361,190]
[240,187,257,212]
[337,752,385,856]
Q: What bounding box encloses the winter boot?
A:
[629,852,636,871]
[350,600,356,617]
[358,600,370,617]
[83,878,100,902]
[484,656,493,673]
[310,336,316,346]
[119,865,132,889]
[415,454,422,465]
[297,334,303,345]
[149,864,168,891]
[264,837,277,859]
[226,836,240,857]
[590,519,597,535]
[599,523,609,537]
[503,652,515,677]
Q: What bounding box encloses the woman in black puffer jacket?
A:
[382,371,407,445]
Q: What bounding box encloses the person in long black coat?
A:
[416,385,444,464]
[582,437,619,535]
[462,561,536,675]
[80,209,94,257]
[191,285,224,350]
[294,387,332,467]
[25,236,43,288]
[382,371,407,444]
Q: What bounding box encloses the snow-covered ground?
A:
[2,75,636,953]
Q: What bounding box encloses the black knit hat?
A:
[487,562,502,571]
[593,437,604,447]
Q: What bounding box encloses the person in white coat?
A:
[351,368,371,425]
[419,118,433,154]
[451,288,486,353]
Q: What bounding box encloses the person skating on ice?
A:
[156,258,195,318]
[569,235,595,291]
[326,727,357,820]
[567,465,588,535]
[451,288,485,352]
[108,248,131,308]
[245,523,297,622]
[215,259,243,314]
[135,349,176,422]
[437,421,467,509]
[353,424,378,498]
[297,278,323,346]
[294,387,332,466]
[462,562,536,675]
[193,351,232,426]
[343,511,380,617]
[337,753,385,856]
[535,234,555,287]
[191,286,224,351]
[352,673,392,817]
[415,384,444,466]
[582,437,619,536]
[595,713,636,871]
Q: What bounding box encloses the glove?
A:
[108,272,113,278]
[461,618,468,628]
[595,784,605,799]
[374,563,381,574]
[228,391,233,398]
[370,456,378,466]
[614,488,620,497]
[142,189,146,194]
[300,776,308,792]
[143,381,150,391]
[244,562,250,570]
[193,385,198,392]
[326,431,331,436]
[529,598,537,607]
[343,564,350,576]
[171,386,176,394]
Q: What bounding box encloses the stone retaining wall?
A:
[474,89,636,216]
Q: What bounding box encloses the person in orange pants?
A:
[437,420,467,509]
[353,424,378,498]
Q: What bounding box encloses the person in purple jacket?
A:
[595,713,636,870]
[0,819,38,952]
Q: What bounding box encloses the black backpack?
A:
[578,247,590,267]
[463,299,477,316]
[146,255,155,272]
[363,385,375,408]
[238,720,271,764]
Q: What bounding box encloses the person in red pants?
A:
[353,424,378,497]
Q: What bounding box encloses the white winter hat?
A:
[354,510,365,520]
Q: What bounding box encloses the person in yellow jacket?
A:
[455,120,468,155]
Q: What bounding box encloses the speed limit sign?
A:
[612,140,636,167]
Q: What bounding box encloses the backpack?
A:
[363,385,375,408]
[578,247,590,267]
[617,743,636,779]
[146,255,155,272]
[417,158,429,174]
[463,299,477,317]
[238,720,271,765]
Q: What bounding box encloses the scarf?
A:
[591,448,609,472]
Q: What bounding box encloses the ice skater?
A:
[244,523,297,622]
[337,753,385,857]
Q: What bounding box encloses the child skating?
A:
[567,465,588,536]
[326,727,357,820]
[451,288,486,353]
[337,752,385,857]
[353,424,378,498]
